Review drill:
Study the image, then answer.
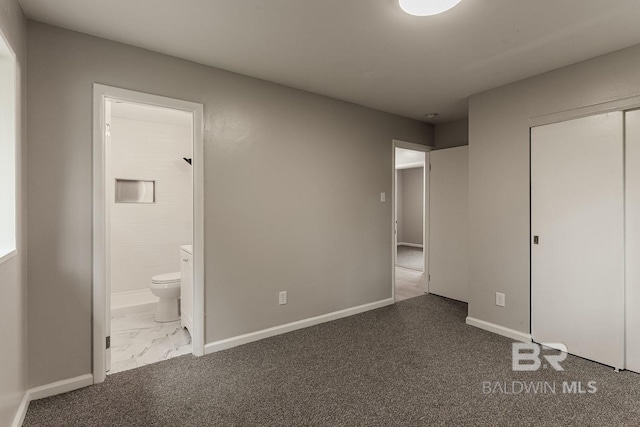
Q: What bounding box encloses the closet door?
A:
[531,112,624,369]
[626,109,640,373]
[429,146,468,302]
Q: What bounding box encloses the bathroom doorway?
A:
[392,140,431,302]
[93,85,204,383]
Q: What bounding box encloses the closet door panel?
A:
[626,109,640,373]
[531,112,624,369]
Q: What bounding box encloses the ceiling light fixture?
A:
[424,113,439,120]
[399,0,461,16]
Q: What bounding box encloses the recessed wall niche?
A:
[115,179,155,203]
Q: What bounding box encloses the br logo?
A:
[512,343,568,371]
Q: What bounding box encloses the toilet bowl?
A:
[150,272,181,322]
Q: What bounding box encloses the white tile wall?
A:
[109,115,193,293]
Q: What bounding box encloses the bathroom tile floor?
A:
[109,311,192,374]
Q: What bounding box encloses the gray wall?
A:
[435,118,468,149]
[26,22,433,387]
[398,167,423,245]
[468,43,640,334]
[0,0,26,424]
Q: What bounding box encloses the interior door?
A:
[626,109,640,373]
[429,146,468,302]
[531,112,624,369]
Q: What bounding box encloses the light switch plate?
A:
[496,292,506,307]
[380,192,386,202]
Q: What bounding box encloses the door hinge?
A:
[428,274,431,281]
[106,336,111,350]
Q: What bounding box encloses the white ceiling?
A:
[18,0,640,123]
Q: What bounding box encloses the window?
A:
[0,32,16,261]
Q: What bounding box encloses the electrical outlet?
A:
[380,192,386,202]
[496,292,506,307]
[279,291,287,305]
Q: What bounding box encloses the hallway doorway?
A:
[392,140,431,301]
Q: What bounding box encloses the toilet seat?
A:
[151,271,181,285]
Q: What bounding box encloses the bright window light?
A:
[399,0,462,16]
[0,32,16,262]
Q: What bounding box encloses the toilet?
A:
[150,272,181,322]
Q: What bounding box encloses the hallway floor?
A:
[394,267,425,301]
[396,245,424,271]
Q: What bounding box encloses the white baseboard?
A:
[11,393,30,427]
[465,317,531,343]
[397,242,424,248]
[12,374,93,427]
[205,298,394,354]
[29,374,93,401]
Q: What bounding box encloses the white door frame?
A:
[92,84,205,384]
[392,139,432,301]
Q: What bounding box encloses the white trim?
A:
[0,26,17,266]
[397,242,424,249]
[392,140,431,301]
[529,93,640,128]
[12,375,93,427]
[192,100,205,357]
[11,393,29,427]
[392,148,396,302]
[205,298,394,354]
[92,86,108,384]
[395,161,425,170]
[424,153,430,292]
[465,317,532,343]
[92,84,205,384]
[28,374,93,401]
[392,139,434,152]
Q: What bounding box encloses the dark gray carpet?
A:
[396,245,423,271]
[23,295,640,426]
